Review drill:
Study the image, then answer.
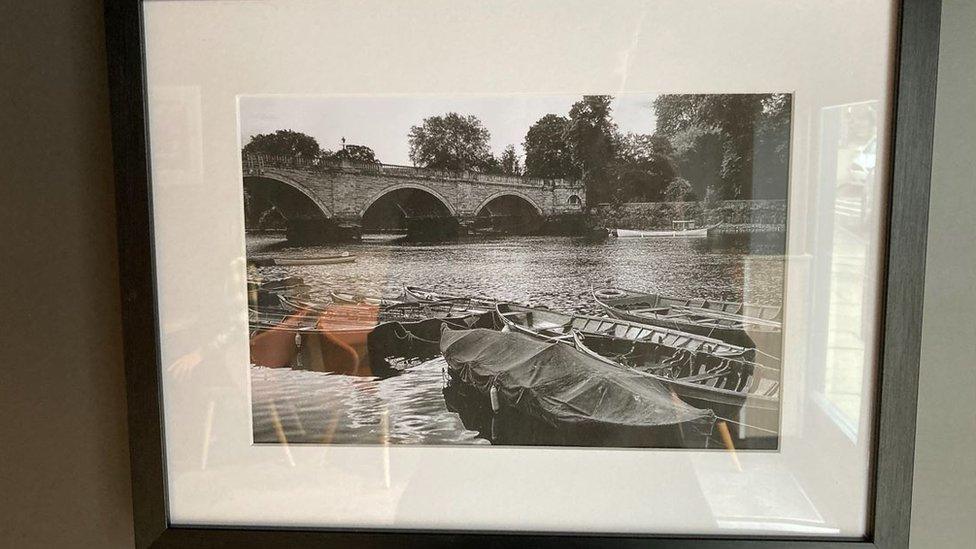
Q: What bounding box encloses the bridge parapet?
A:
[243,153,582,191]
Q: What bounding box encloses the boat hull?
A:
[615,227,708,238]
[251,253,356,266]
[330,290,403,307]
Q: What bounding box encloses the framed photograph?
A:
[106,1,942,547]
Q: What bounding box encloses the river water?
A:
[248,233,785,446]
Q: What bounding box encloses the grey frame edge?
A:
[102,0,942,547]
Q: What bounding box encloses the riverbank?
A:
[591,199,787,231]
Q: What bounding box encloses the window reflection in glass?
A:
[816,101,881,438]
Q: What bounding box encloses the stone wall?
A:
[243,164,585,224]
[591,199,787,230]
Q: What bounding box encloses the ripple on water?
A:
[251,362,488,445]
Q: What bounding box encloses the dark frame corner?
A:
[104,0,942,547]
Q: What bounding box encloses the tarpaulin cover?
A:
[440,327,715,430]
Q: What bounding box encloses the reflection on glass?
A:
[817,101,881,436]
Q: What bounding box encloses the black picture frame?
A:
[104,1,942,547]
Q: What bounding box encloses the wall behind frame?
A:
[909,0,976,547]
[0,1,970,547]
[0,1,133,547]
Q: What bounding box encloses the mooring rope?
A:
[715,415,778,435]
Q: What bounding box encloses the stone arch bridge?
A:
[242,154,586,242]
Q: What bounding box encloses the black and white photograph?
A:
[11,0,971,544]
[243,93,792,450]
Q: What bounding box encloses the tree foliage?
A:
[652,93,791,199]
[610,133,678,202]
[243,129,321,158]
[499,145,521,176]
[408,113,494,172]
[664,178,694,202]
[324,144,378,164]
[564,96,617,203]
[669,124,724,200]
[523,114,578,179]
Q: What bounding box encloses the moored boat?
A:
[495,302,750,358]
[330,289,404,307]
[278,295,382,322]
[596,288,782,322]
[592,287,782,362]
[250,304,490,376]
[571,331,780,438]
[613,222,719,238]
[360,233,408,243]
[281,294,492,323]
[439,327,716,448]
[250,252,356,266]
[400,286,497,313]
[247,276,311,309]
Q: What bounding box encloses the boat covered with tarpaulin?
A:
[439,327,716,448]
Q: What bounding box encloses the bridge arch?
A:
[474,191,544,217]
[243,173,333,219]
[474,190,543,216]
[359,183,457,218]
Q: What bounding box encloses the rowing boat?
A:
[592,287,782,361]
[247,276,311,310]
[613,223,719,238]
[294,314,488,377]
[594,287,783,322]
[250,252,356,266]
[572,331,780,436]
[440,326,716,448]
[400,286,497,313]
[401,286,458,302]
[330,289,404,307]
[248,308,377,371]
[280,294,492,323]
[360,233,408,243]
[250,302,490,376]
[495,303,750,358]
[247,276,309,293]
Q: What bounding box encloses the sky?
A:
[238,94,661,166]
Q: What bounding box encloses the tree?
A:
[243,129,321,158]
[610,133,677,202]
[564,96,617,203]
[324,144,379,164]
[752,94,793,198]
[670,124,724,200]
[408,113,494,172]
[664,178,694,202]
[481,154,502,175]
[653,94,790,199]
[499,145,521,176]
[616,133,674,163]
[523,114,578,179]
